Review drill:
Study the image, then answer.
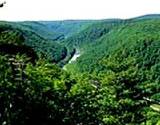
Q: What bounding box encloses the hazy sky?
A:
[0,0,160,21]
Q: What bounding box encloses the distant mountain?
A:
[129,14,160,21]
[18,20,94,41]
[64,15,160,73]
[1,14,160,124]
[0,21,67,63]
[63,19,124,48]
[1,14,160,66]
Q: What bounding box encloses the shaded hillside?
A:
[63,17,160,124]
[65,19,160,73]
[18,20,93,40]
[63,19,124,48]
[128,14,160,21]
[0,15,160,125]
[0,21,67,63]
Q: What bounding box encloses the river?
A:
[68,51,81,63]
[63,50,81,70]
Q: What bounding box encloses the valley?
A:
[0,14,160,125]
[68,50,81,63]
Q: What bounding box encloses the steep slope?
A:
[65,18,160,73]
[60,19,125,67]
[18,20,93,41]
[0,21,67,63]
[1,15,160,125]
[62,18,160,124]
[129,14,160,21]
[63,19,124,48]
[0,20,94,65]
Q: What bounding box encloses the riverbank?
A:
[63,49,81,70]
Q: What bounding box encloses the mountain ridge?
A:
[0,14,160,124]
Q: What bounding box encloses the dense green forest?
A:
[0,14,160,125]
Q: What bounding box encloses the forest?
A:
[0,14,160,125]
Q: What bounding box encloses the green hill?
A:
[0,15,160,125]
[0,20,95,65]
[0,21,67,63]
[19,20,93,40]
[65,18,160,73]
[63,17,160,124]
[63,19,124,48]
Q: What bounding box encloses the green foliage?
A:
[63,20,124,49]
[68,19,160,73]
[1,15,160,125]
[0,22,67,63]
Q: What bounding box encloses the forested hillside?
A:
[0,21,68,63]
[0,15,160,125]
[65,18,160,73]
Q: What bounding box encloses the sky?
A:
[0,0,160,21]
